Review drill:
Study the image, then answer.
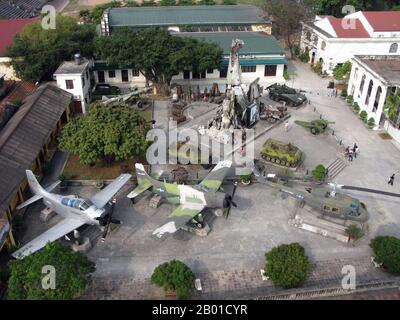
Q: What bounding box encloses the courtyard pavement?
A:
[15,61,400,299]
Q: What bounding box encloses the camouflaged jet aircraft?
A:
[12,170,131,259]
[127,161,236,240]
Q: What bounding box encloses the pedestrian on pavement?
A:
[348,150,353,162]
[285,121,290,132]
[388,174,395,186]
[345,146,350,155]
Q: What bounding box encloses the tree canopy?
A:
[95,28,223,94]
[311,0,400,16]
[6,15,96,82]
[151,260,195,299]
[370,236,400,274]
[7,243,95,300]
[59,103,150,165]
[264,243,311,288]
[333,61,352,81]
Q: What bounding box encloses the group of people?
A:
[345,143,359,162]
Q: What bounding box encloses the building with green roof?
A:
[100,5,271,35]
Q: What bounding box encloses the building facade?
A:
[54,55,93,114]
[347,55,400,140]
[300,11,400,74]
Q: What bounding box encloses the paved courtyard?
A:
[16,61,400,299]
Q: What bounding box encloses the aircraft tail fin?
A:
[127,164,155,199]
[16,170,47,209]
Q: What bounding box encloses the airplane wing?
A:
[11,218,85,259]
[199,160,232,192]
[127,178,152,198]
[152,204,204,240]
[90,174,131,209]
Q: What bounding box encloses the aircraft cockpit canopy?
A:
[61,198,93,211]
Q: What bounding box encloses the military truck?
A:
[295,119,335,135]
[267,83,307,107]
[260,139,303,168]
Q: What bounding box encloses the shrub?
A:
[240,174,252,184]
[284,70,290,80]
[333,61,352,81]
[359,110,368,123]
[346,95,354,104]
[312,61,323,75]
[312,164,326,181]
[352,102,360,113]
[346,224,364,240]
[299,50,310,63]
[222,0,237,4]
[151,260,195,299]
[264,243,310,288]
[341,89,348,98]
[370,236,400,274]
[367,117,375,128]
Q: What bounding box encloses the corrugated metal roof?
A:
[108,5,270,27]
[0,83,72,215]
[176,32,286,56]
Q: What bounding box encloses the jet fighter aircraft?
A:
[12,170,131,259]
[127,161,237,240]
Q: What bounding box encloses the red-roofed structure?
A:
[327,16,370,38]
[0,18,37,57]
[363,11,400,32]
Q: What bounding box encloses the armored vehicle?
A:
[267,84,307,107]
[260,139,303,168]
[295,119,335,135]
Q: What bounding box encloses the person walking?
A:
[348,150,353,162]
[285,121,290,132]
[353,145,359,159]
[388,174,395,186]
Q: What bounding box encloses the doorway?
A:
[98,71,105,83]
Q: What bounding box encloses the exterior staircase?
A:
[326,157,347,179]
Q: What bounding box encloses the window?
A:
[241,65,256,73]
[82,77,85,88]
[359,74,366,96]
[86,71,89,80]
[389,43,398,53]
[365,80,374,106]
[373,86,382,112]
[183,70,190,79]
[353,67,358,82]
[192,71,200,79]
[220,67,228,78]
[264,65,277,77]
[132,69,139,77]
[305,31,311,41]
[65,80,74,89]
[207,69,214,74]
[321,41,326,51]
[121,69,129,82]
[201,70,206,79]
[108,70,116,78]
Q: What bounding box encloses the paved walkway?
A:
[84,255,400,299]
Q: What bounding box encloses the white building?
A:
[53,54,92,114]
[92,32,287,91]
[300,11,400,74]
[347,55,400,140]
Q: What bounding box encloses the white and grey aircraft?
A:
[12,170,131,259]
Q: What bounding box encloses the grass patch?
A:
[63,154,145,180]
[379,132,392,140]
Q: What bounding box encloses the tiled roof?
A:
[327,16,370,38]
[108,5,270,27]
[0,84,72,215]
[0,18,37,56]
[363,11,400,32]
[356,55,400,86]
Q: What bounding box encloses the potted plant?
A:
[59,174,68,192]
[367,117,375,129]
[340,89,347,99]
[359,110,368,124]
[352,102,360,114]
[346,95,354,104]
[240,174,252,186]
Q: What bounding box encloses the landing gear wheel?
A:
[311,128,317,135]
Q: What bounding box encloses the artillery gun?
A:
[260,139,303,168]
[295,119,335,135]
[101,87,152,109]
[266,83,307,107]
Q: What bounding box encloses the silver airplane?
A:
[12,170,131,259]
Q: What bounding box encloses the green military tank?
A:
[260,139,303,168]
[168,142,212,169]
[267,83,307,107]
[295,119,335,135]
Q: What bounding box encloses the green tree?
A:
[346,224,364,240]
[88,1,122,23]
[59,103,150,165]
[384,94,400,122]
[95,28,222,95]
[6,16,95,82]
[370,236,400,274]
[222,0,237,4]
[151,260,195,299]
[265,0,309,59]
[7,243,95,300]
[333,61,352,81]
[160,0,177,5]
[312,164,327,181]
[178,0,196,4]
[265,243,310,288]
[198,0,216,5]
